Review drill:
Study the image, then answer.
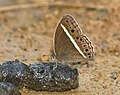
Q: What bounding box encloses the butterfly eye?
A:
[71,29,74,33]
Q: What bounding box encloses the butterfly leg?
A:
[71,61,92,68]
[80,61,93,68]
[50,54,58,69]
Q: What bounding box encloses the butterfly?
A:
[53,14,94,64]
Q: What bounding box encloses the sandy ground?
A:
[0,0,120,95]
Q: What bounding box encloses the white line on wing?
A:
[60,24,86,58]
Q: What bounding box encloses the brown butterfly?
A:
[53,14,94,64]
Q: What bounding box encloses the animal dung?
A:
[0,82,21,95]
[0,59,79,94]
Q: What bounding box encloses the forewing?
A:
[53,15,85,63]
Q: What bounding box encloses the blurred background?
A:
[0,0,120,95]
